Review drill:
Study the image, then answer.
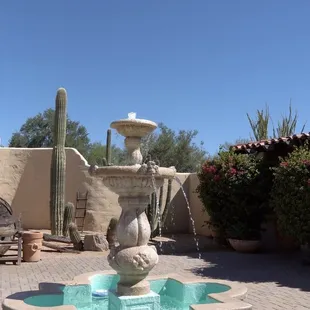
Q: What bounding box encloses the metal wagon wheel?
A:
[0,198,16,256]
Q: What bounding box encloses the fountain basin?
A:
[110,118,157,138]
[3,271,252,310]
[88,164,176,197]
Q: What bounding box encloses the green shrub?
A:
[270,144,310,245]
[197,150,268,240]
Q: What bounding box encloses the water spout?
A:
[128,112,136,120]
[174,176,201,259]
[150,174,163,252]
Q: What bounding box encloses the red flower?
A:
[280,162,288,167]
[214,175,220,181]
[203,165,217,174]
[302,160,310,166]
[229,168,237,175]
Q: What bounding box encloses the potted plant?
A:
[197,149,268,253]
[226,222,262,253]
[270,143,310,258]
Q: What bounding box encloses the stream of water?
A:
[174,176,201,259]
[151,174,163,252]
[150,174,201,258]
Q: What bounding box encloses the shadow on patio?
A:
[184,250,310,292]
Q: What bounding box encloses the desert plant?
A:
[63,202,75,237]
[50,88,67,236]
[197,150,268,240]
[246,101,306,142]
[146,179,172,239]
[68,222,84,251]
[102,129,112,166]
[270,143,310,245]
[247,104,270,141]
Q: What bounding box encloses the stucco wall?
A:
[0,148,210,236]
[0,148,93,229]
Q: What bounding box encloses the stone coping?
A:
[3,271,252,310]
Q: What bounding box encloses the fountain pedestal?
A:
[108,194,161,296]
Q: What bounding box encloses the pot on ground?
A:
[228,238,261,253]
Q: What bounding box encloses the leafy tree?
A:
[9,108,90,157]
[141,123,206,172]
[270,143,310,245]
[87,142,126,166]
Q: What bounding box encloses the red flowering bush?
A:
[197,150,267,240]
[270,144,310,245]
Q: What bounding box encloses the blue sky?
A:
[1,1,310,155]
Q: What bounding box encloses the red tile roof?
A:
[231,132,310,152]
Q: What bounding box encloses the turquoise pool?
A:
[24,274,230,310]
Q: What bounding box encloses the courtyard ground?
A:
[0,248,310,309]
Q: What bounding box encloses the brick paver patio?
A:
[1,249,310,309]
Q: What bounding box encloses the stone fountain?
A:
[2,113,251,310]
[88,113,176,308]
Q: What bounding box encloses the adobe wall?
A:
[0,147,288,250]
[0,148,210,236]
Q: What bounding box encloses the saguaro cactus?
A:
[102,129,112,166]
[50,88,67,236]
[106,129,112,165]
[146,179,173,238]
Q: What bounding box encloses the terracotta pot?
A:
[228,238,261,253]
[22,231,43,262]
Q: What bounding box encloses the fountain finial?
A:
[128,112,136,120]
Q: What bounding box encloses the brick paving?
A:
[1,249,310,309]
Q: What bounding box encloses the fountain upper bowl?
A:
[110,118,157,138]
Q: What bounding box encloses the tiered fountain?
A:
[88,113,176,308]
[3,113,251,310]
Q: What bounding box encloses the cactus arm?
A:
[63,202,75,237]
[161,179,172,225]
[106,129,112,165]
[68,222,83,251]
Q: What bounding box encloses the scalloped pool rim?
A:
[3,271,252,310]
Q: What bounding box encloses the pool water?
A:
[24,294,64,307]
[24,274,230,310]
